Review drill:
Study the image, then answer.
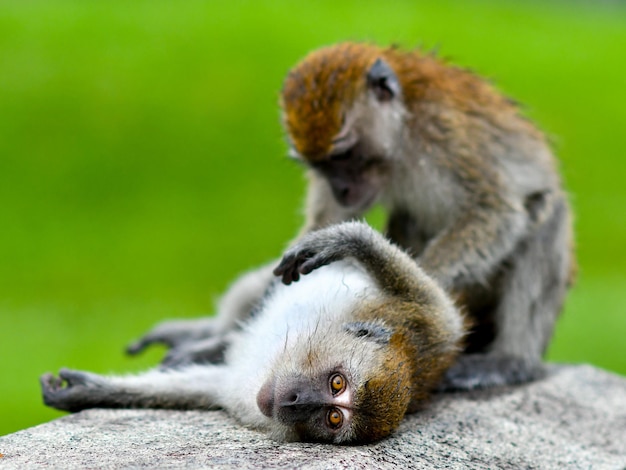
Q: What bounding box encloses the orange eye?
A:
[330,373,344,394]
[327,408,343,428]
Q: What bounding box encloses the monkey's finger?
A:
[59,368,89,386]
[275,254,301,284]
[272,263,285,276]
[126,337,175,355]
[40,372,63,392]
[281,264,299,285]
[300,254,332,275]
[273,253,297,277]
[41,373,65,408]
[126,338,150,355]
[126,332,177,355]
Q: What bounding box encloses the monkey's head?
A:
[256,319,414,444]
[281,43,407,211]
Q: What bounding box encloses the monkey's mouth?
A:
[335,186,379,211]
[256,379,275,417]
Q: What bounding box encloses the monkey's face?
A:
[256,367,356,443]
[308,142,390,210]
[255,320,413,444]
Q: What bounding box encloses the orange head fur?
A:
[350,333,414,442]
[281,43,383,160]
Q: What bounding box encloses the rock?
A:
[0,365,624,469]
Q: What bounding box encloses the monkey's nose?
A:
[256,380,275,417]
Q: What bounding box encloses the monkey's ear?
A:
[344,321,392,344]
[366,59,400,102]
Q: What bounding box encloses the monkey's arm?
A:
[419,205,538,390]
[41,366,228,412]
[419,204,529,290]
[277,222,413,292]
[127,263,276,364]
[275,221,459,314]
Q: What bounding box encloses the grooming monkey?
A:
[42,222,464,443]
[128,42,575,390]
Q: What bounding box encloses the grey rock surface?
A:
[0,364,624,469]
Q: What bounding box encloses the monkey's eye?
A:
[326,407,343,429]
[330,373,345,394]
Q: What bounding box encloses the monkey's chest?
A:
[385,159,461,235]
[236,262,380,361]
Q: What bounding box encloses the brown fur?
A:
[282,43,377,159]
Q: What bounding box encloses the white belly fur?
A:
[228,259,379,374]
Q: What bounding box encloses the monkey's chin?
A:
[256,379,275,418]
[338,190,379,212]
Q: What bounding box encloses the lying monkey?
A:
[41,222,463,443]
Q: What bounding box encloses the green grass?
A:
[1,0,625,436]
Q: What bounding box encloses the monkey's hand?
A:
[126,318,218,356]
[437,354,546,391]
[41,369,109,412]
[274,223,365,284]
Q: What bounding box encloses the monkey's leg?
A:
[418,206,529,291]
[126,318,219,355]
[437,354,545,391]
[127,263,276,359]
[41,366,228,412]
[440,199,572,391]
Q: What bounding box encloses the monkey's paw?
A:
[160,336,231,368]
[40,368,106,412]
[126,318,218,356]
[437,354,546,392]
[274,222,376,284]
[274,242,338,285]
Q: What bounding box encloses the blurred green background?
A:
[1,0,625,436]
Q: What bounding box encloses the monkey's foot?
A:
[126,318,218,355]
[41,369,107,412]
[160,336,231,368]
[438,354,546,392]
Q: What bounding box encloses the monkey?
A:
[128,42,575,390]
[41,222,465,444]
